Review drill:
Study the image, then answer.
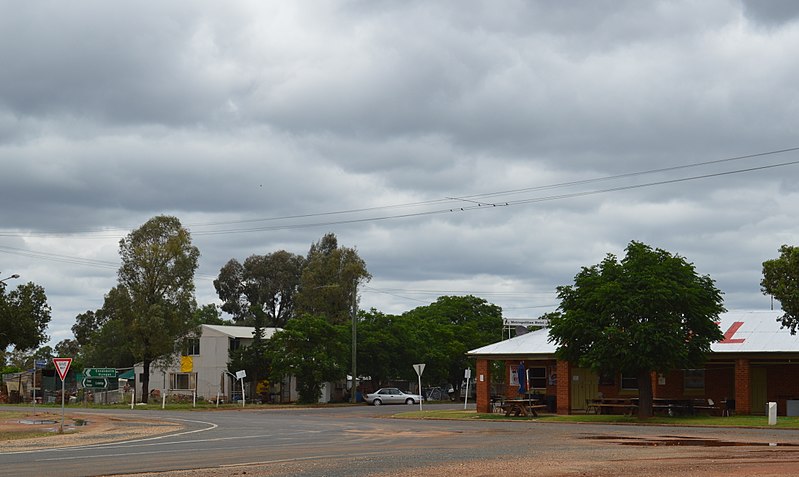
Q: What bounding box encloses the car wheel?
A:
[405,398,415,405]
[373,399,382,406]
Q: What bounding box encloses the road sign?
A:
[34,359,48,369]
[82,377,109,389]
[235,370,247,380]
[412,364,426,411]
[84,367,116,377]
[53,357,72,380]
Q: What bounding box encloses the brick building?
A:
[468,310,799,416]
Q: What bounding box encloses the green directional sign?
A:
[83,368,116,377]
[82,377,108,388]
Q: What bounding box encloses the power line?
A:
[1,146,797,238]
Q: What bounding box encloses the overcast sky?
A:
[2,1,799,348]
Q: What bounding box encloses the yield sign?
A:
[53,357,72,380]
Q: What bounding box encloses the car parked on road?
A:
[364,388,424,406]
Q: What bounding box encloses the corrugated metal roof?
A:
[202,324,281,339]
[468,310,796,357]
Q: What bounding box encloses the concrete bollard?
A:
[768,402,777,425]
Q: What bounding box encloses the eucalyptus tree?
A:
[295,233,371,325]
[109,215,200,403]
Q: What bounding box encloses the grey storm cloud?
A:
[1,0,798,345]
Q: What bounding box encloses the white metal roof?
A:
[468,310,797,357]
[201,324,281,339]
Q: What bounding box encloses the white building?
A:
[133,324,297,402]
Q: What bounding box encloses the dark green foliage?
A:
[214,251,304,328]
[110,215,200,402]
[295,233,371,325]
[267,314,348,403]
[358,296,503,389]
[549,241,725,418]
[0,281,51,351]
[762,245,799,333]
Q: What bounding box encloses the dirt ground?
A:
[0,410,182,452]
[5,412,799,476]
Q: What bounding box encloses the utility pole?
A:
[351,278,358,404]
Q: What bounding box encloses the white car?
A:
[364,388,424,406]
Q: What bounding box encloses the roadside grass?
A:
[0,401,353,411]
[395,409,799,428]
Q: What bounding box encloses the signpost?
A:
[82,377,109,389]
[463,368,472,410]
[413,363,425,411]
[235,370,246,408]
[53,357,72,433]
[32,359,47,415]
[83,368,116,378]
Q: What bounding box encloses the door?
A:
[750,367,767,416]
[570,368,599,412]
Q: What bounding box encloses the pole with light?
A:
[0,273,20,284]
[350,278,358,404]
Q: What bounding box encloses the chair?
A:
[723,399,735,417]
[491,395,505,413]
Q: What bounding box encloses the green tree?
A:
[401,296,503,390]
[762,245,799,333]
[195,304,231,325]
[0,281,52,352]
[295,233,371,324]
[112,215,200,403]
[214,250,304,328]
[54,339,83,371]
[267,314,348,403]
[549,241,725,418]
[72,306,136,369]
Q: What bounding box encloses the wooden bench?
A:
[587,401,638,416]
[501,402,548,417]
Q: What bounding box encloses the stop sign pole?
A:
[413,364,425,411]
[53,357,72,433]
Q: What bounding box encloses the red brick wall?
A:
[476,359,491,413]
[766,364,799,415]
[556,360,571,414]
[735,358,751,415]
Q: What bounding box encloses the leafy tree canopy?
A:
[548,241,725,418]
[0,281,51,352]
[762,244,799,333]
[401,295,503,388]
[267,313,348,403]
[295,233,371,325]
[112,215,201,402]
[214,250,304,328]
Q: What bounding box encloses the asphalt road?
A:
[4,404,799,476]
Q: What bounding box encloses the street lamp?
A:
[350,278,358,404]
[0,273,20,284]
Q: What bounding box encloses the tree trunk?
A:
[141,359,151,404]
[637,370,653,419]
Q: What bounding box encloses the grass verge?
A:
[394,409,799,428]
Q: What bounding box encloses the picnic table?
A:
[586,398,638,416]
[500,399,548,417]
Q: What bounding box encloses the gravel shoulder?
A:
[0,410,183,452]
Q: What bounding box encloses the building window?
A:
[620,373,639,390]
[684,369,705,391]
[229,337,241,352]
[527,367,547,389]
[169,372,197,390]
[185,338,200,356]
